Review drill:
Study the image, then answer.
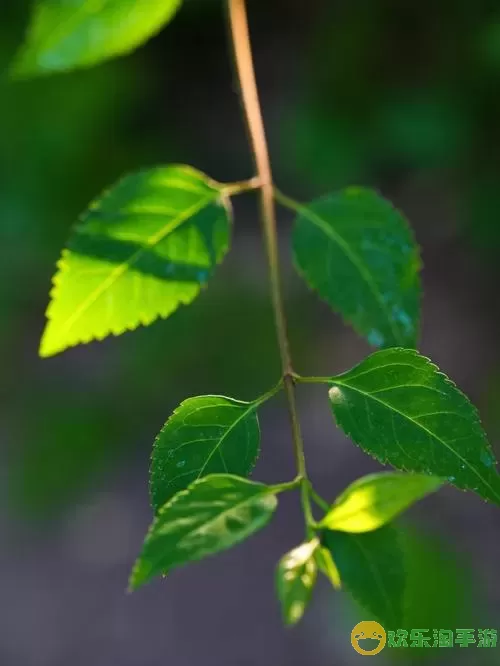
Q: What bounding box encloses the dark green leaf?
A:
[402,526,476,630]
[320,472,441,533]
[328,348,500,505]
[150,395,260,514]
[130,474,277,590]
[276,539,318,626]
[40,165,231,357]
[290,187,421,348]
[12,0,183,77]
[323,525,405,627]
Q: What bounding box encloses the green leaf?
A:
[320,472,441,533]
[12,0,183,77]
[328,348,500,505]
[130,474,277,590]
[40,165,231,357]
[150,395,261,514]
[402,526,476,630]
[315,546,341,590]
[323,525,405,627]
[289,187,421,348]
[276,539,318,626]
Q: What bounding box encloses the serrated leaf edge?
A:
[288,187,422,349]
[329,348,500,504]
[130,474,277,590]
[149,395,261,512]
[325,526,404,627]
[39,165,233,357]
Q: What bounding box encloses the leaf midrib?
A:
[296,202,403,345]
[196,402,258,478]
[32,0,178,62]
[332,379,500,503]
[32,0,115,59]
[349,533,399,627]
[147,484,274,574]
[175,488,273,546]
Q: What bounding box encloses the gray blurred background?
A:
[1,0,500,664]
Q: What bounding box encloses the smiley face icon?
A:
[351,621,386,655]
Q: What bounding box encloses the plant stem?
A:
[254,378,285,407]
[273,188,305,214]
[271,477,302,495]
[222,176,261,196]
[296,375,333,384]
[308,484,330,513]
[227,0,312,530]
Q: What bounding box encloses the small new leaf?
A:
[290,187,421,348]
[323,525,405,627]
[130,474,277,590]
[12,0,183,77]
[40,165,231,357]
[328,348,500,505]
[315,546,341,590]
[320,472,441,533]
[276,540,318,626]
[150,395,260,513]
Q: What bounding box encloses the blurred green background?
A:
[1,1,500,664]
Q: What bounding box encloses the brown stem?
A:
[227,0,311,526]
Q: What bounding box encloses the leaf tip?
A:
[128,559,150,592]
[282,604,305,627]
[39,327,63,358]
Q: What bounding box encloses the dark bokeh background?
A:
[2,0,500,664]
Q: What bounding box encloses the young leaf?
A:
[150,395,260,514]
[323,525,405,627]
[289,187,421,348]
[328,348,500,505]
[130,474,277,590]
[276,539,318,626]
[12,0,183,77]
[320,472,441,533]
[40,165,231,357]
[315,546,341,589]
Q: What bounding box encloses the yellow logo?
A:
[351,621,387,655]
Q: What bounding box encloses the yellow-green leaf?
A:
[40,165,231,357]
[12,0,183,77]
[315,546,341,590]
[320,472,441,533]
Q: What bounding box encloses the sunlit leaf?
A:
[328,348,500,505]
[289,187,421,348]
[130,474,277,590]
[324,525,405,627]
[150,395,260,513]
[40,165,231,357]
[320,472,441,533]
[276,539,318,626]
[12,0,183,77]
